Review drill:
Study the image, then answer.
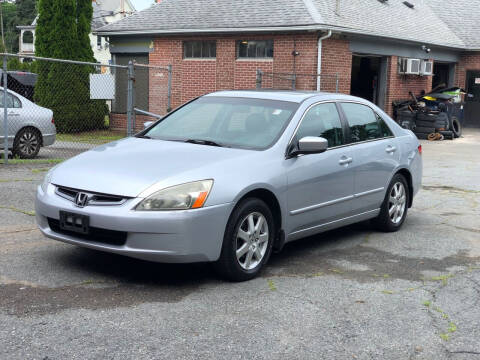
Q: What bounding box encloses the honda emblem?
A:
[74,192,90,207]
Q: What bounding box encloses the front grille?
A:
[55,185,128,206]
[47,218,127,246]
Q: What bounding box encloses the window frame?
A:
[236,40,274,59]
[0,91,22,108]
[287,101,350,157]
[183,40,217,59]
[337,101,395,145]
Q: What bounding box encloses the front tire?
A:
[214,198,275,281]
[373,174,409,232]
[13,127,41,159]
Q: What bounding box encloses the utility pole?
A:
[0,0,5,51]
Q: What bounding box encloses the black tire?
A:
[451,116,462,138]
[214,198,275,281]
[12,127,41,159]
[439,130,454,140]
[372,173,409,232]
[415,120,436,127]
[413,132,430,140]
[414,126,435,133]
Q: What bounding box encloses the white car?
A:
[0,87,56,158]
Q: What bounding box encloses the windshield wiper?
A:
[136,134,151,139]
[184,139,225,147]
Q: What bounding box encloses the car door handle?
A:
[339,157,353,165]
[385,145,397,153]
[7,112,19,116]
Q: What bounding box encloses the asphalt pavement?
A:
[1,129,479,359]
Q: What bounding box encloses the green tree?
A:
[35,0,107,133]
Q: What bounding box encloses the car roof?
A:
[204,90,362,103]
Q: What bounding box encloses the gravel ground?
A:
[1,129,479,359]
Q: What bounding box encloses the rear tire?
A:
[372,174,409,232]
[12,127,41,159]
[213,198,275,282]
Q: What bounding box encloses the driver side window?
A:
[296,102,344,148]
[340,103,382,143]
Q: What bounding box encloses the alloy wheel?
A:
[18,131,39,156]
[388,182,406,224]
[235,212,269,270]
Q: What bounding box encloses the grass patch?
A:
[448,322,457,333]
[430,274,454,286]
[0,178,34,183]
[423,300,431,307]
[381,290,394,295]
[0,205,35,216]
[57,130,125,145]
[31,168,50,174]
[1,158,63,165]
[267,279,277,291]
[439,333,449,341]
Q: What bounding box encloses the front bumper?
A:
[35,184,232,263]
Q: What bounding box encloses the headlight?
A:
[135,180,213,211]
[41,168,55,193]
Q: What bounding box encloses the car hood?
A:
[51,137,256,197]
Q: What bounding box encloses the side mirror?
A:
[143,121,154,130]
[290,136,328,157]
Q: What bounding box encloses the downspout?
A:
[317,30,332,91]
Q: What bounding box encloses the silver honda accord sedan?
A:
[36,90,422,281]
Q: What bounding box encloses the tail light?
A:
[51,117,54,124]
[418,145,422,155]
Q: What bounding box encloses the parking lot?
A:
[1,129,479,359]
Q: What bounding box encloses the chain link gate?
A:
[1,53,172,164]
[256,69,341,93]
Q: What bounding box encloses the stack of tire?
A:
[414,112,456,140]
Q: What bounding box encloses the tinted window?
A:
[295,103,344,147]
[144,97,298,150]
[341,103,382,142]
[237,40,273,59]
[377,113,394,137]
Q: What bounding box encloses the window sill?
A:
[183,58,216,61]
[236,58,273,62]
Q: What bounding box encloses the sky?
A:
[131,0,155,11]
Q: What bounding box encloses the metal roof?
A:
[97,0,478,50]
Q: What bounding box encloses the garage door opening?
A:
[432,62,454,90]
[350,55,387,109]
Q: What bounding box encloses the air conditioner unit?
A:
[421,60,433,76]
[399,58,421,75]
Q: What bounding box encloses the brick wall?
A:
[455,52,480,89]
[110,113,156,132]
[147,33,338,115]
[384,56,433,116]
[320,37,352,94]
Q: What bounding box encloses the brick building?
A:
[97,0,480,129]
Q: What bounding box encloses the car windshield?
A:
[143,96,299,149]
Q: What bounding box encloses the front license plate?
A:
[59,211,90,235]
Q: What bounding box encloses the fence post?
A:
[3,55,8,164]
[335,73,339,93]
[167,64,172,113]
[126,61,135,136]
[256,69,262,89]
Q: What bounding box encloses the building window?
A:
[97,35,102,49]
[237,40,273,59]
[183,41,216,59]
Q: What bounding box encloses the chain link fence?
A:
[0,53,171,164]
[256,70,341,93]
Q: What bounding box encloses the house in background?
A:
[17,0,136,63]
[97,0,480,130]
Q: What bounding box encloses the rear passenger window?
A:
[377,114,394,137]
[341,103,382,143]
[296,103,344,148]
